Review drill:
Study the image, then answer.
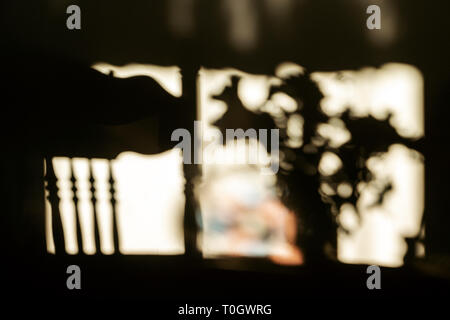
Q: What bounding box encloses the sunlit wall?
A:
[45,62,425,268]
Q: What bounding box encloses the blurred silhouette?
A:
[5,53,193,255]
[1,0,450,307]
[212,76,278,152]
[211,70,425,263]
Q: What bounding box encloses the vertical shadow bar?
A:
[70,158,84,254]
[88,159,101,254]
[181,65,201,259]
[44,157,65,254]
[108,160,120,254]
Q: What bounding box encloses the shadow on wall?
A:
[42,61,424,268]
